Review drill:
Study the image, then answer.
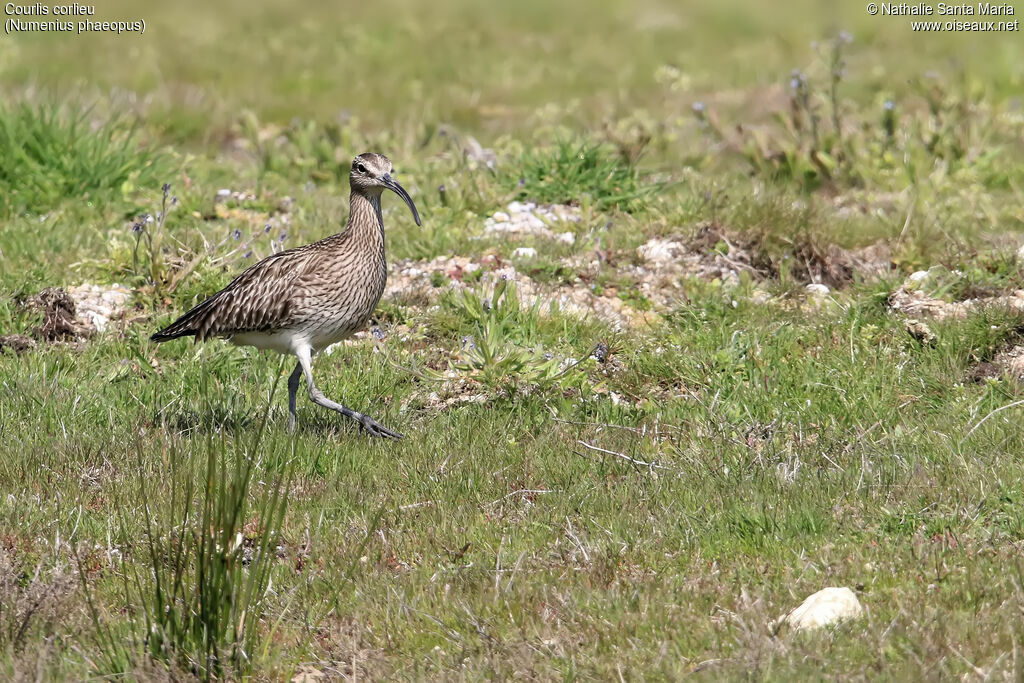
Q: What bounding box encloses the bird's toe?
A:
[359,416,403,440]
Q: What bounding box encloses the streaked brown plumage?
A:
[152,153,420,439]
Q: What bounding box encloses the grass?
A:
[78,368,294,679]
[2,0,1024,678]
[501,139,661,212]
[0,103,167,218]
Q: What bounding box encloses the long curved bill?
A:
[383,175,421,226]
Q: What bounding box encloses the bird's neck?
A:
[345,190,386,255]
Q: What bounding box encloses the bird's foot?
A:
[356,414,403,440]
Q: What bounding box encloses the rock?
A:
[66,283,132,333]
[633,234,748,287]
[993,345,1024,381]
[482,201,581,240]
[889,276,1024,321]
[907,270,929,284]
[846,241,894,281]
[12,284,130,347]
[888,286,968,320]
[636,238,686,267]
[905,318,936,344]
[805,283,830,296]
[512,247,537,258]
[775,587,863,632]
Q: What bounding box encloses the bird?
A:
[151,152,420,439]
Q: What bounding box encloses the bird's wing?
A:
[154,246,319,342]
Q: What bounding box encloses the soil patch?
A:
[386,256,655,329]
[26,287,89,341]
[0,334,36,354]
[887,271,1024,383]
[889,281,1024,321]
[967,344,1024,384]
[8,284,133,351]
[689,224,892,288]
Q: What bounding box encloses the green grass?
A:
[0,104,168,218]
[78,369,294,679]
[2,0,1024,679]
[500,139,660,212]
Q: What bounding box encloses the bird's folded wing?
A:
[190,249,317,340]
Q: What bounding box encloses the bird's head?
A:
[349,153,421,226]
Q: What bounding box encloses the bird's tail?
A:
[151,296,218,342]
[150,325,195,342]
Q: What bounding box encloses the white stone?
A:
[556,232,576,245]
[512,247,537,258]
[907,270,929,283]
[636,238,686,267]
[483,201,582,240]
[805,283,830,296]
[1017,243,1024,260]
[66,282,131,333]
[776,587,863,632]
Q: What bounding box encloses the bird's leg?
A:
[295,347,403,440]
[287,361,303,432]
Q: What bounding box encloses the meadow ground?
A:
[2,0,1024,679]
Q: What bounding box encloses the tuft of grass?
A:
[427,278,596,395]
[80,371,294,680]
[502,139,661,213]
[0,104,167,218]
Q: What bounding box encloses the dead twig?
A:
[960,399,1024,446]
[552,416,644,434]
[575,440,669,471]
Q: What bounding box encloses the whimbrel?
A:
[151,153,420,439]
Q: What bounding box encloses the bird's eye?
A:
[356,163,367,174]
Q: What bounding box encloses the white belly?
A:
[229,330,305,354]
[228,325,358,355]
